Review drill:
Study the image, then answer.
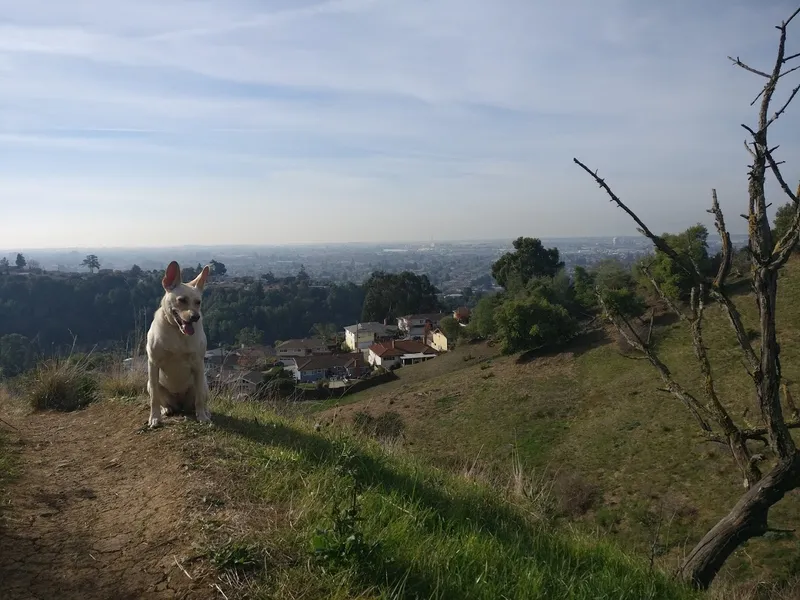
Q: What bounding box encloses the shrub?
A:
[552,472,600,517]
[374,411,404,440]
[26,359,99,412]
[494,293,578,354]
[352,410,405,441]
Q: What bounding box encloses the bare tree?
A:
[574,8,800,590]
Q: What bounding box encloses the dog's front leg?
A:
[193,362,212,423]
[148,359,163,427]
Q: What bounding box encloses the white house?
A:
[397,313,448,339]
[344,322,397,351]
[367,339,438,370]
[426,329,450,353]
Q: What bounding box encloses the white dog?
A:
[146,261,212,428]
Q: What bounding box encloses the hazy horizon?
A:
[0,232,752,255]
[1,0,798,248]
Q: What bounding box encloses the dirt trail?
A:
[0,402,216,600]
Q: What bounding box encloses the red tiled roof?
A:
[293,354,366,371]
[368,339,438,358]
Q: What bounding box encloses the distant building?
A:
[426,329,450,353]
[287,354,367,383]
[275,338,331,358]
[453,306,471,324]
[344,322,397,351]
[397,313,448,339]
[367,339,438,370]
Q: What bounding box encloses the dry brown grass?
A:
[99,364,147,400]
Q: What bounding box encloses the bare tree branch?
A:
[689,285,762,485]
[573,158,702,280]
[708,189,733,287]
[597,293,714,434]
[729,56,771,78]
[764,82,800,132]
[742,419,800,440]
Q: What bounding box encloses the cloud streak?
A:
[1,0,799,248]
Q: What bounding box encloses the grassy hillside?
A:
[316,258,800,590]
[0,363,699,600]
[188,397,698,599]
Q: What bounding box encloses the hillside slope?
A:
[0,392,698,600]
[318,259,800,588]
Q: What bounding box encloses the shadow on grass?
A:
[516,327,610,365]
[211,412,683,599]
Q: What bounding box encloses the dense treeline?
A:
[462,225,752,354]
[0,262,447,377]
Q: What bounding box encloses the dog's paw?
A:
[148,415,162,428]
[196,410,212,424]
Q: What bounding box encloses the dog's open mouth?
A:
[172,310,195,336]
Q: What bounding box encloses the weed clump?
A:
[26,359,98,412]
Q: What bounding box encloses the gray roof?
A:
[344,322,397,334]
[276,337,328,349]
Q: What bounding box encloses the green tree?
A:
[438,315,462,341]
[0,333,36,378]
[641,224,712,301]
[361,271,441,322]
[494,293,578,354]
[491,237,563,291]
[236,326,265,347]
[129,264,143,277]
[297,265,311,284]
[81,254,101,273]
[210,259,227,277]
[311,322,338,345]
[572,266,596,312]
[466,294,501,339]
[15,253,26,270]
[0,257,9,274]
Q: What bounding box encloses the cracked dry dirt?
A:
[0,402,217,600]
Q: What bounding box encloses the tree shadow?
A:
[515,327,610,365]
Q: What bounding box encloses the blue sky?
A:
[1,0,799,248]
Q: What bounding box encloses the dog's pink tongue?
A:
[183,322,195,335]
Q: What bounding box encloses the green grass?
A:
[314,258,800,588]
[185,397,698,600]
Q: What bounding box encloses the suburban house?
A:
[426,328,450,353]
[367,339,438,370]
[397,313,449,339]
[344,322,398,351]
[288,354,368,383]
[276,338,331,359]
[453,306,471,324]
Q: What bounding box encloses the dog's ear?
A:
[188,265,210,291]
[162,261,181,291]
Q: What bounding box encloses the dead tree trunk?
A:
[574,7,800,590]
[677,455,800,588]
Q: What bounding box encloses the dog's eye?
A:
[176,296,187,305]
[196,300,202,307]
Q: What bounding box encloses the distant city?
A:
[2,234,749,297]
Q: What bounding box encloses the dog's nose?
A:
[190,313,201,323]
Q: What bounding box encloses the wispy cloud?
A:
[1,0,799,248]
